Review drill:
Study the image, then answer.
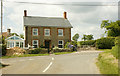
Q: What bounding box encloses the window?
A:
[58,40,64,48]
[16,42,19,47]
[33,28,38,36]
[20,42,23,48]
[58,29,63,36]
[32,40,38,48]
[44,29,50,36]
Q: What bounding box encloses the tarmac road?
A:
[1,50,102,74]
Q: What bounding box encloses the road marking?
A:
[52,57,54,60]
[43,62,53,73]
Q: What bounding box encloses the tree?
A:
[19,34,24,39]
[82,34,87,41]
[101,20,120,37]
[11,33,19,36]
[86,34,94,40]
[72,33,79,41]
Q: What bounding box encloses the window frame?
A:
[44,29,50,36]
[58,29,63,36]
[32,40,38,48]
[32,28,38,36]
[58,40,64,48]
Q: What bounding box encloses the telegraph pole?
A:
[1,0,3,36]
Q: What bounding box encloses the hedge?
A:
[1,44,7,56]
[28,48,48,54]
[52,47,73,53]
[79,40,96,46]
[96,37,115,49]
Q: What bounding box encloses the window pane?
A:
[58,45,63,48]
[33,40,38,48]
[45,29,50,36]
[20,42,23,48]
[58,29,63,36]
[33,28,38,35]
[59,41,63,44]
[16,42,19,47]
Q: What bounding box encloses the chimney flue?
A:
[64,12,67,19]
[24,10,27,17]
[7,29,11,35]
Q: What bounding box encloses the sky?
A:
[0,0,119,41]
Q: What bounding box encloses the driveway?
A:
[1,50,102,74]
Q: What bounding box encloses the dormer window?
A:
[33,28,38,36]
[58,29,63,36]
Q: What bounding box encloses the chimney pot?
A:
[7,29,11,35]
[24,10,27,17]
[64,12,67,19]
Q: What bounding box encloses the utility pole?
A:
[1,0,3,36]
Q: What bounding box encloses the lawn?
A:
[2,54,49,59]
[96,49,118,74]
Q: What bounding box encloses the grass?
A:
[2,54,49,59]
[54,52,75,55]
[96,49,112,51]
[96,49,118,75]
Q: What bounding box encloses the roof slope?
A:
[24,16,73,28]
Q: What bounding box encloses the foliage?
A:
[82,34,94,41]
[1,44,7,56]
[115,36,120,45]
[96,37,115,49]
[11,33,19,36]
[79,40,96,46]
[96,50,118,74]
[54,52,74,55]
[64,42,71,48]
[53,48,73,53]
[82,34,87,41]
[72,33,79,41]
[19,34,24,39]
[101,20,120,37]
[28,48,48,54]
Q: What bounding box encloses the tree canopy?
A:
[82,34,94,41]
[72,33,79,41]
[101,20,120,37]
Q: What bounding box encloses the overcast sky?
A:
[0,0,119,41]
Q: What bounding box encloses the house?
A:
[6,35,25,49]
[23,10,73,48]
[0,29,11,38]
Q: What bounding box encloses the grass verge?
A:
[2,54,49,59]
[96,49,118,74]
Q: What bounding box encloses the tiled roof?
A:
[24,16,73,28]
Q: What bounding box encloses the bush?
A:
[53,47,73,53]
[96,37,115,49]
[115,36,120,45]
[29,48,48,54]
[79,40,96,46]
[1,44,7,56]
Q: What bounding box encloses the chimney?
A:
[24,10,27,17]
[64,12,67,19]
[7,29,11,35]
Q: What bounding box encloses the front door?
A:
[45,40,50,49]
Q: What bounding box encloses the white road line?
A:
[52,57,54,60]
[43,62,53,73]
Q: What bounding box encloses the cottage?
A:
[23,10,73,48]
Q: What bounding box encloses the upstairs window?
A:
[32,40,38,48]
[58,29,63,36]
[44,29,50,36]
[33,28,38,36]
[58,40,64,48]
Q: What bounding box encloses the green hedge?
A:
[28,48,48,54]
[1,44,7,56]
[53,48,73,53]
[96,37,115,49]
[79,40,96,46]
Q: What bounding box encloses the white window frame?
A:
[32,40,38,48]
[58,40,64,48]
[44,29,50,36]
[58,29,63,36]
[32,28,38,36]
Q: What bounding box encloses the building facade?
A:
[23,10,73,48]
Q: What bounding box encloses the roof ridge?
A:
[24,16,64,19]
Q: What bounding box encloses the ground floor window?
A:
[32,40,38,48]
[58,40,64,48]
[20,42,23,48]
[7,41,24,48]
[16,42,19,47]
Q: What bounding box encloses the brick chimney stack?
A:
[7,29,11,35]
[64,12,67,19]
[24,10,27,17]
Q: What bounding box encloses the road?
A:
[1,50,102,74]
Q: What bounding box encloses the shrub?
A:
[29,48,48,54]
[96,37,115,49]
[1,44,7,56]
[115,36,120,45]
[53,48,73,53]
[79,40,96,46]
